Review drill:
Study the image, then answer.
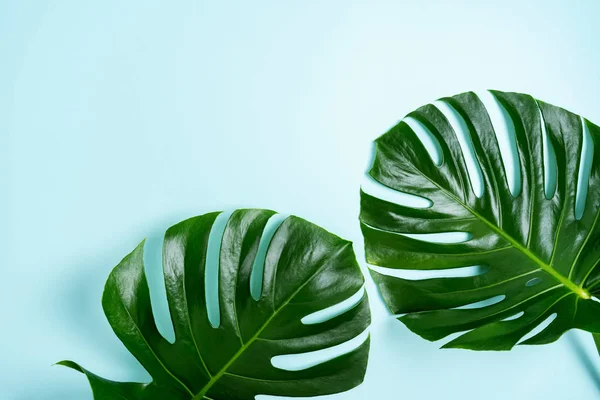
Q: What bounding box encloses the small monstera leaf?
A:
[360,90,600,350]
[60,209,370,399]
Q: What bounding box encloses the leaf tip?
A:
[54,360,85,374]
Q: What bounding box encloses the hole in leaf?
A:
[400,231,472,244]
[476,90,521,196]
[361,174,432,208]
[434,100,484,198]
[144,232,176,343]
[370,264,487,280]
[205,211,233,328]
[250,213,287,300]
[452,295,505,310]
[576,117,593,220]
[518,313,558,344]
[502,311,525,321]
[270,328,369,372]
[403,116,443,166]
[538,103,558,199]
[525,277,542,287]
[301,287,365,325]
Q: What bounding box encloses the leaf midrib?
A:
[395,166,591,300]
[191,242,353,400]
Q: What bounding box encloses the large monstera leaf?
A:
[360,90,600,350]
[60,209,370,399]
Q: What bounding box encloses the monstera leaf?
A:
[60,209,370,399]
[360,90,600,350]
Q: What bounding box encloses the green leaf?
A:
[59,209,370,399]
[360,90,600,350]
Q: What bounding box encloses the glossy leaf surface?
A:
[60,209,370,399]
[361,91,600,350]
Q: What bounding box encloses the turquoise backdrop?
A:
[2,1,600,399]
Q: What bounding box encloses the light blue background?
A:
[3,1,600,399]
